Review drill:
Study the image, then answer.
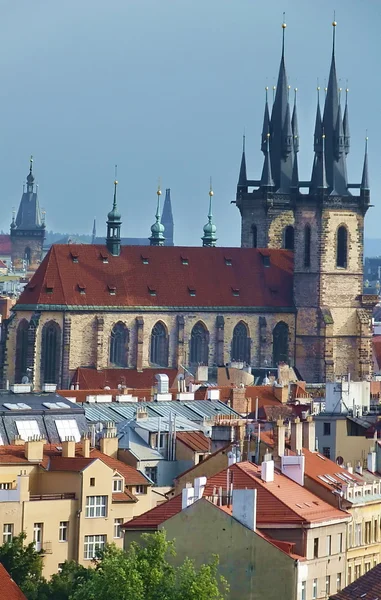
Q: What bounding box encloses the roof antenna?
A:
[282,12,286,57]
[332,11,337,55]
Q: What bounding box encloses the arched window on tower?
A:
[15,319,29,383]
[190,322,209,365]
[284,226,294,251]
[109,322,129,367]
[304,225,311,268]
[24,247,31,266]
[252,225,258,248]
[231,321,250,364]
[150,322,169,367]
[273,321,289,366]
[41,321,61,385]
[336,226,348,268]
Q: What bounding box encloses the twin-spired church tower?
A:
[236,21,375,382]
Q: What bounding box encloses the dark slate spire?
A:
[161,188,174,246]
[149,184,165,246]
[14,156,43,229]
[343,87,350,155]
[291,88,299,154]
[260,133,274,189]
[106,174,122,256]
[270,20,293,192]
[261,88,270,154]
[322,20,348,195]
[92,218,96,244]
[238,134,248,192]
[313,88,323,154]
[202,180,217,247]
[361,137,370,191]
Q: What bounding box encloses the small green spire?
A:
[149,181,165,246]
[202,179,217,247]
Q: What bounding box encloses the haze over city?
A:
[0,0,379,245]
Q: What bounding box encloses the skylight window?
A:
[3,403,32,411]
[16,420,40,441]
[43,402,70,410]
[55,419,81,443]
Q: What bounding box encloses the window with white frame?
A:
[55,420,81,443]
[113,477,123,493]
[114,518,123,538]
[33,523,43,552]
[0,483,12,490]
[86,496,107,518]
[84,535,106,560]
[15,420,40,441]
[59,521,68,542]
[135,485,146,495]
[3,523,13,543]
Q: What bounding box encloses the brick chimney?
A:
[62,438,76,458]
[80,435,90,458]
[273,383,289,404]
[25,437,46,462]
[302,416,315,452]
[290,418,303,454]
[273,419,285,462]
[100,424,118,458]
[231,388,247,414]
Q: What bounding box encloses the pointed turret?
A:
[161,188,174,246]
[361,137,370,191]
[343,88,350,155]
[237,135,248,195]
[334,102,345,160]
[261,88,270,154]
[291,88,299,154]
[149,184,165,246]
[14,156,43,229]
[106,175,122,256]
[313,88,323,154]
[260,133,274,189]
[92,218,96,244]
[202,181,217,247]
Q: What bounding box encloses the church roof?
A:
[15,244,294,310]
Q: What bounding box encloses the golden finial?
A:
[322,133,326,139]
[267,132,270,138]
[317,86,320,91]
[294,87,298,92]
[114,164,118,186]
[209,177,214,197]
[157,176,162,196]
[332,10,337,27]
[332,20,337,26]
[265,86,269,91]
[282,11,286,29]
[272,85,276,90]
[288,85,291,90]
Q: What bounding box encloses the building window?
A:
[301,581,306,600]
[327,535,332,556]
[284,225,294,250]
[135,485,146,495]
[90,478,95,487]
[59,521,68,542]
[336,573,342,591]
[336,226,348,268]
[323,422,331,436]
[348,524,353,548]
[114,518,123,539]
[33,523,43,552]
[272,321,289,366]
[85,496,107,518]
[84,535,106,560]
[365,521,371,545]
[41,321,61,385]
[190,322,209,366]
[355,523,362,547]
[15,319,29,384]
[3,524,13,544]
[55,419,81,443]
[150,322,169,367]
[145,467,157,485]
[325,575,330,596]
[322,447,331,459]
[231,322,250,364]
[304,225,311,268]
[365,562,371,573]
[313,537,319,559]
[312,579,317,600]
[348,566,352,583]
[15,420,40,441]
[338,532,343,553]
[374,520,378,543]
[252,224,257,248]
[0,483,12,490]
[355,564,361,580]
[109,322,129,367]
[113,478,123,493]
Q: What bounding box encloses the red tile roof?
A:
[16,245,294,308]
[112,490,136,503]
[0,564,27,600]
[176,431,210,453]
[330,562,381,599]
[90,449,149,485]
[302,448,364,493]
[123,494,183,529]
[70,367,179,391]
[48,456,95,472]
[0,235,11,255]
[204,462,349,525]
[173,443,232,483]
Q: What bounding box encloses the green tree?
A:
[0,532,46,599]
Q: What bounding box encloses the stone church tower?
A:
[236,21,375,382]
[10,157,45,272]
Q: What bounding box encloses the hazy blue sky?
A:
[0,0,379,245]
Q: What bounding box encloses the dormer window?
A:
[112,476,124,493]
[261,254,270,267]
[108,284,116,295]
[188,287,196,297]
[141,255,149,265]
[70,252,79,263]
[78,283,86,295]
[232,288,240,297]
[100,252,109,264]
[181,256,189,266]
[148,286,156,297]
[45,281,54,294]
[224,257,232,266]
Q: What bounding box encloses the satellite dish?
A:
[95,422,104,433]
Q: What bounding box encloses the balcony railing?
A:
[30,493,76,502]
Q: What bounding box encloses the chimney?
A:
[273,384,289,404]
[80,435,90,458]
[273,419,285,460]
[302,416,315,452]
[290,418,303,454]
[13,435,24,446]
[281,454,305,486]
[194,476,207,500]
[62,438,76,458]
[355,461,363,476]
[25,437,46,462]
[347,462,353,474]
[367,451,377,474]
[182,486,195,509]
[232,488,257,531]
[261,458,274,483]
[100,426,118,458]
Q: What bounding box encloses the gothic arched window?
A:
[41,321,61,385]
[336,226,348,268]
[273,321,289,366]
[150,322,169,367]
[304,225,311,268]
[24,247,31,265]
[231,321,250,364]
[15,319,29,383]
[190,322,209,365]
[284,226,294,251]
[252,225,258,248]
[109,322,129,367]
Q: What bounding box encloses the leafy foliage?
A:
[0,532,46,599]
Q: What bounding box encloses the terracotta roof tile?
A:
[330,562,381,599]
[112,490,136,503]
[70,367,179,391]
[48,456,95,472]
[16,245,294,309]
[176,431,210,452]
[173,443,232,482]
[302,448,364,493]
[90,449,149,485]
[0,564,27,600]
[122,494,183,529]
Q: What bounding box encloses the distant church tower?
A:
[10,156,45,272]
[161,188,174,246]
[235,21,374,382]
